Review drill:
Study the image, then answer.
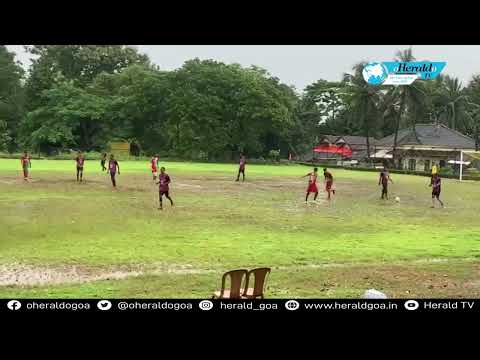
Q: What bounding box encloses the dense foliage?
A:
[1,45,480,160]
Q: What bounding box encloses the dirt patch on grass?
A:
[3,260,480,299]
[176,183,202,188]
[306,262,480,298]
[0,179,17,185]
[0,263,214,286]
[274,199,329,213]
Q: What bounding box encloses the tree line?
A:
[1,45,480,163]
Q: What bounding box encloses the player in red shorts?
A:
[151,154,159,181]
[302,167,319,203]
[108,154,120,188]
[323,168,335,200]
[236,153,246,182]
[20,151,31,181]
[157,167,174,210]
[429,173,444,208]
[75,151,85,182]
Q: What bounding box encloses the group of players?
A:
[19,150,445,209]
[21,150,121,185]
[302,167,336,202]
[302,164,444,208]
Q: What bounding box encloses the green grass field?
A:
[1,159,480,298]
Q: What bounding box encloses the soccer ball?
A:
[395,196,400,202]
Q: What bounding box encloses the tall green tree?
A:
[21,81,111,152]
[20,46,151,152]
[464,75,480,150]
[423,75,469,133]
[387,48,426,167]
[163,59,297,159]
[24,45,149,110]
[343,62,381,159]
[92,64,171,153]
[287,95,323,157]
[0,45,25,152]
[441,75,467,131]
[423,75,447,125]
[304,80,345,125]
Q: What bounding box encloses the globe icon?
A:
[362,62,388,85]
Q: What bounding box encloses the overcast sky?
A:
[6,45,480,91]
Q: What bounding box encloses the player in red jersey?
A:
[108,154,120,188]
[302,167,319,203]
[157,167,174,210]
[429,173,444,208]
[75,151,85,182]
[323,168,335,200]
[378,167,393,200]
[20,151,31,181]
[151,154,159,181]
[236,153,246,182]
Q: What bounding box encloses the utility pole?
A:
[460,151,464,181]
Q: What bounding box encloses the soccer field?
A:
[1,159,480,298]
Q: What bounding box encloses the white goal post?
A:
[457,150,480,181]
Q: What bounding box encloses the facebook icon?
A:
[7,300,22,311]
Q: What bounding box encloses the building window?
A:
[408,159,416,171]
[424,160,430,173]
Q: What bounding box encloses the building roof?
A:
[319,135,377,146]
[377,124,476,150]
[342,136,378,146]
[370,149,393,159]
[320,135,339,144]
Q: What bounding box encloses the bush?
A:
[439,167,454,176]
[0,151,151,162]
[49,151,103,160]
[268,149,280,162]
[467,167,480,175]
[299,161,480,181]
[0,152,45,160]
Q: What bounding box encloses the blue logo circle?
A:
[362,62,388,85]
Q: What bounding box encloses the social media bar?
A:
[2,299,479,313]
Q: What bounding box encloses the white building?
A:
[373,124,477,172]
